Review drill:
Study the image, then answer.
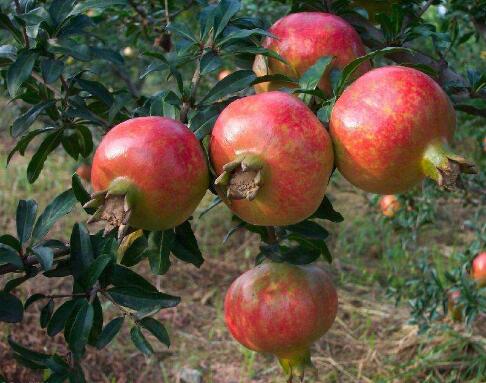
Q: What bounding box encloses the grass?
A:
[0,114,485,382]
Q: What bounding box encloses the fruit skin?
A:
[330,66,477,194]
[224,262,338,380]
[91,116,209,231]
[472,252,486,287]
[448,290,463,322]
[210,91,334,226]
[379,195,400,217]
[253,12,370,95]
[76,163,91,182]
[218,69,232,81]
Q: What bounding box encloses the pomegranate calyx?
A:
[278,349,315,383]
[422,143,478,191]
[84,179,136,241]
[215,154,264,201]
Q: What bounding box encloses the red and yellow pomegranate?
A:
[88,117,208,238]
[379,195,400,217]
[225,262,338,382]
[209,91,334,226]
[253,12,370,95]
[330,66,477,194]
[472,252,486,287]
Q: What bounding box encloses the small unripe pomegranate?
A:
[66,56,74,65]
[88,117,208,239]
[330,66,477,194]
[447,290,463,322]
[210,91,334,226]
[123,46,134,57]
[225,262,338,382]
[472,252,486,287]
[217,69,232,81]
[379,195,400,217]
[253,12,370,95]
[76,163,91,182]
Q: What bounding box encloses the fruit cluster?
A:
[85,12,478,382]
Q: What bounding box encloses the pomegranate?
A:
[224,262,338,382]
[379,195,400,217]
[217,69,232,81]
[447,290,463,322]
[209,91,334,226]
[253,12,370,95]
[76,163,91,182]
[87,117,208,239]
[330,66,477,194]
[472,252,486,287]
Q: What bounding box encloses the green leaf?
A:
[7,50,38,97]
[0,243,22,268]
[88,297,103,346]
[336,47,413,95]
[32,246,54,271]
[130,326,153,355]
[40,299,54,328]
[167,23,199,43]
[27,130,63,183]
[4,276,30,293]
[107,287,180,311]
[200,51,222,75]
[286,221,329,241]
[58,14,93,37]
[146,231,173,275]
[31,189,77,243]
[218,28,274,46]
[49,0,76,26]
[120,235,148,267]
[140,317,170,347]
[8,337,50,363]
[79,254,112,289]
[299,56,334,91]
[95,317,124,349]
[47,300,79,337]
[172,222,204,268]
[0,234,21,251]
[77,79,113,106]
[70,223,94,280]
[0,44,17,66]
[311,196,344,222]
[8,127,57,164]
[0,13,23,44]
[201,69,256,104]
[110,264,158,292]
[74,0,127,13]
[16,199,38,244]
[0,292,24,323]
[17,7,49,26]
[68,300,94,356]
[214,0,240,38]
[41,59,64,84]
[45,373,68,383]
[24,293,46,309]
[12,101,56,138]
[71,174,93,212]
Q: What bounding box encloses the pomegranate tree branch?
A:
[180,56,202,123]
[0,246,70,276]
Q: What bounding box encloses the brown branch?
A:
[265,227,278,245]
[112,65,143,98]
[180,57,202,123]
[0,246,70,276]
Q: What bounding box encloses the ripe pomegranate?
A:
[471,252,486,287]
[76,163,91,182]
[447,290,463,322]
[379,195,400,217]
[217,69,232,81]
[225,262,338,382]
[209,91,334,226]
[253,12,370,95]
[330,66,477,194]
[88,117,208,239]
